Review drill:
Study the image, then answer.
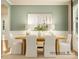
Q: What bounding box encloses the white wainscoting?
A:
[10,31,68,37]
[10,31,26,37]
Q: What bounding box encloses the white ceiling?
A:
[6,0,71,5]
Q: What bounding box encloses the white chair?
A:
[59,34,72,54]
[44,35,56,57]
[5,31,22,54]
[26,35,37,57]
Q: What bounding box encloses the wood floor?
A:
[2,54,78,59]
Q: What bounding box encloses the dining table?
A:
[15,34,66,55]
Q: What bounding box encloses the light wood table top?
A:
[56,35,66,39]
[15,35,66,40]
[15,35,26,39]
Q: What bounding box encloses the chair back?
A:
[66,34,72,43]
[26,35,37,57]
[5,31,15,48]
[44,34,56,57]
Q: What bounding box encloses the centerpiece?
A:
[34,24,48,31]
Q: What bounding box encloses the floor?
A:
[2,54,78,59]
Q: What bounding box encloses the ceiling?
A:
[3,0,71,5]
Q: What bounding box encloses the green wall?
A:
[10,5,68,31]
[73,0,78,6]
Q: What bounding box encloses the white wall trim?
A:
[7,0,70,5]
[10,30,68,36]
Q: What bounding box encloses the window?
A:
[27,14,53,31]
[73,4,78,35]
